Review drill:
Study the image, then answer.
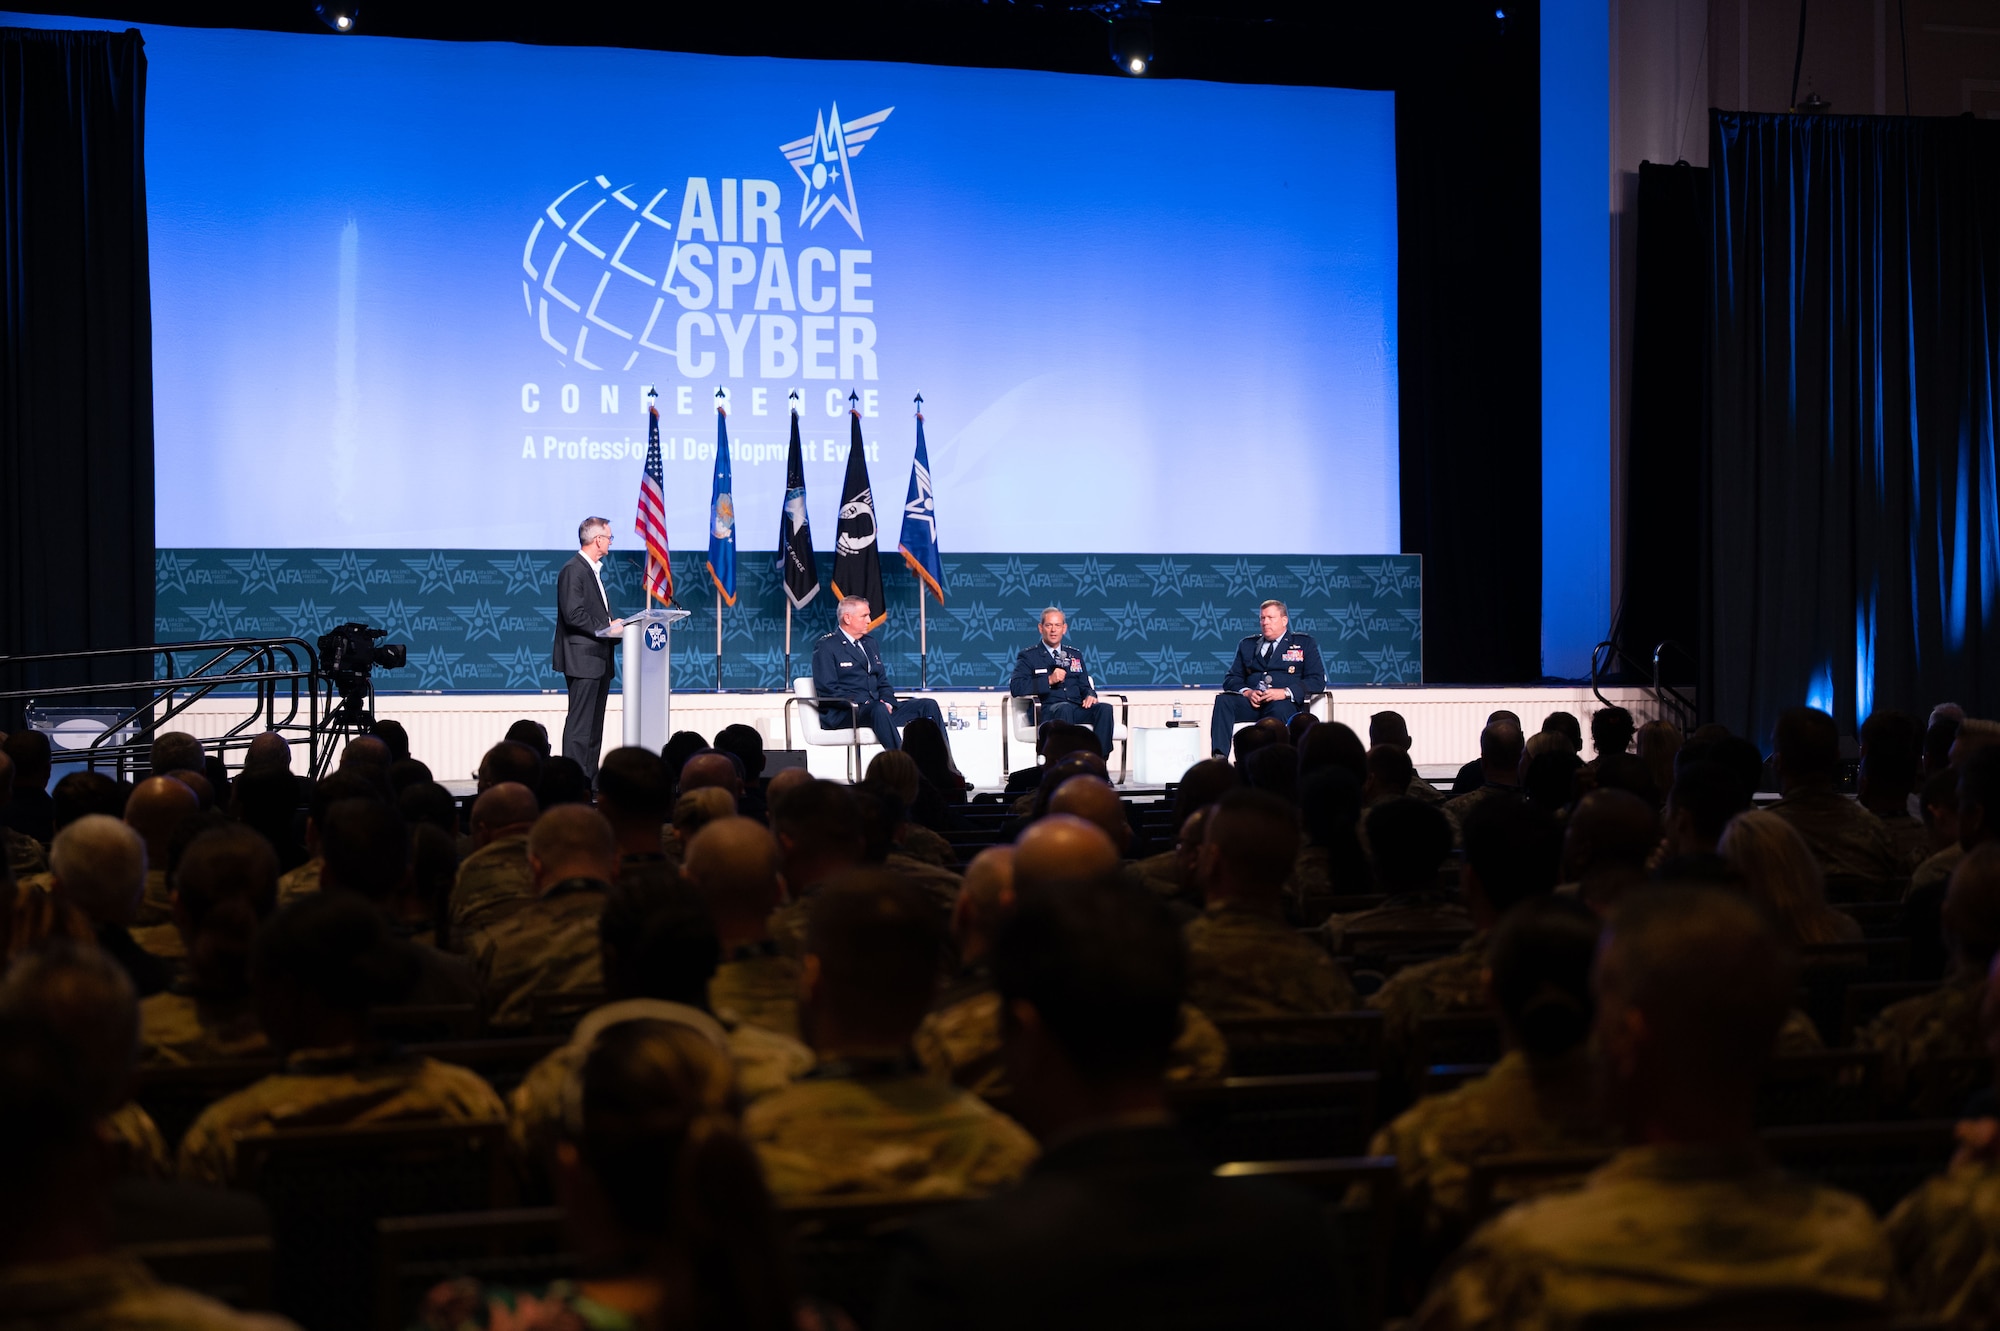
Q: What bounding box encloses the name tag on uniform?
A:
[1034,668,1048,674]
[839,660,854,667]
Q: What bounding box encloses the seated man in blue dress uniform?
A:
[1209,599,1326,758]
[811,594,948,752]
[1008,607,1116,757]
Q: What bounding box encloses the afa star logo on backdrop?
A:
[1138,645,1194,684]
[314,552,376,595]
[405,552,465,596]
[948,601,1006,643]
[272,599,338,641]
[1178,602,1233,642]
[407,646,464,689]
[1061,557,1116,598]
[222,552,288,596]
[451,600,507,643]
[359,599,424,644]
[1137,558,1194,597]
[489,646,552,689]
[1211,559,1266,600]
[1286,559,1342,600]
[1361,644,1414,683]
[1329,602,1373,642]
[984,558,1041,598]
[780,104,894,239]
[156,551,196,596]
[1361,561,1421,599]
[489,554,555,596]
[1103,602,1155,643]
[181,600,245,640]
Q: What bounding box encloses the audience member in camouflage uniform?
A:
[0,943,291,1330]
[124,776,198,926]
[1767,706,1906,891]
[766,780,866,959]
[470,804,618,1032]
[139,826,278,1066]
[595,743,675,894]
[1414,888,1896,1331]
[1442,720,1526,844]
[178,894,504,1186]
[917,847,1226,1094]
[506,872,810,1178]
[1322,797,1465,953]
[447,782,540,947]
[1859,710,1932,875]
[1369,899,1614,1253]
[1371,710,1446,802]
[745,872,1035,1198]
[1131,760,1239,906]
[1372,798,1562,1075]
[0,751,50,880]
[1857,844,2000,1111]
[681,815,801,1039]
[1184,790,1354,1019]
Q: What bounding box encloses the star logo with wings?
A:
[489,553,555,596]
[450,599,507,643]
[780,103,894,239]
[1360,560,1420,599]
[489,647,553,690]
[1210,558,1266,600]
[180,600,246,641]
[1360,644,1414,683]
[902,460,936,541]
[404,552,465,596]
[1329,602,1373,641]
[948,601,1005,643]
[984,558,1040,598]
[222,551,288,596]
[407,646,463,689]
[272,599,338,641]
[313,552,376,596]
[1103,601,1156,643]
[1136,558,1193,597]
[358,599,423,643]
[1285,559,1341,600]
[1059,556,1115,599]
[1138,645,1195,684]
[156,551,195,595]
[1178,602,1232,642]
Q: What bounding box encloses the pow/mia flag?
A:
[830,393,886,627]
[776,403,819,609]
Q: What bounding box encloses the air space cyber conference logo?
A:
[520,103,894,377]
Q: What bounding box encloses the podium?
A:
[606,607,690,753]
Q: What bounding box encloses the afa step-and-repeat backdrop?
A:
[156,550,1423,691]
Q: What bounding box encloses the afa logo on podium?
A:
[644,623,669,652]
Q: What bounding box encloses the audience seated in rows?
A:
[471,805,618,1032]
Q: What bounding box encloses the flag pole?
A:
[715,586,723,692]
[784,601,792,685]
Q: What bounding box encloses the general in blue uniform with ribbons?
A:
[1209,599,1325,757]
[812,594,947,751]
[1008,607,1116,755]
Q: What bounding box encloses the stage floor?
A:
[163,684,1678,790]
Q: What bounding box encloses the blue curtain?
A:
[1706,110,2000,745]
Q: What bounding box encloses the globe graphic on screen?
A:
[522,175,680,371]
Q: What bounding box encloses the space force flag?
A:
[776,398,819,608]
[635,387,672,603]
[706,389,736,606]
[897,395,944,604]
[830,391,886,627]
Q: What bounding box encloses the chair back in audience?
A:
[1342,929,1477,971]
[1465,1148,1614,1224]
[530,990,605,1038]
[1755,1051,1883,1127]
[782,1193,967,1327]
[134,1059,284,1152]
[1575,1292,1936,1330]
[1168,1072,1379,1162]
[124,1236,275,1312]
[371,1004,484,1043]
[407,1037,566,1098]
[1837,981,1940,1045]
[1215,1155,1395,1330]
[1411,1013,1505,1072]
[238,1120,507,1331]
[1762,1120,1961,1216]
[374,1207,571,1331]
[1796,939,1911,1043]
[1212,1012,1385,1076]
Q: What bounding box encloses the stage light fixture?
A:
[1109,17,1153,76]
[314,3,359,32]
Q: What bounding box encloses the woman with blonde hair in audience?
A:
[421,1017,802,1331]
[1718,808,1862,945]
[139,825,277,1065]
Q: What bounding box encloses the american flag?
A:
[636,390,672,602]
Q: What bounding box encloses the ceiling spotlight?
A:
[1109,16,1153,76]
[314,3,359,32]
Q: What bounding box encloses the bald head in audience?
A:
[123,776,198,871]
[764,766,815,819]
[162,768,214,811]
[1596,886,1794,1140]
[339,735,392,773]
[683,816,782,949]
[48,816,146,928]
[525,804,618,893]
[952,846,1017,965]
[469,782,539,849]
[1047,776,1131,856]
[244,731,292,771]
[679,752,743,799]
[1015,815,1120,893]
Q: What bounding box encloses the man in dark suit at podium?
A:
[812,594,946,751]
[1209,599,1325,758]
[550,516,624,783]
[1009,607,1115,755]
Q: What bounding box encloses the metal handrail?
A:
[1651,639,1697,729]
[0,637,322,778]
[1591,638,1697,732]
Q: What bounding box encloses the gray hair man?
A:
[550,515,625,783]
[809,594,950,755]
[1007,607,1115,758]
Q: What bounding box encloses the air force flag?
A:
[898,395,944,604]
[776,397,819,609]
[707,389,736,606]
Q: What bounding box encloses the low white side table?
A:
[1131,725,1205,785]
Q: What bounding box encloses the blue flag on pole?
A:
[707,390,737,606]
[898,396,944,603]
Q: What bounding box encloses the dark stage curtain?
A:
[0,27,154,727]
[1612,161,1706,685]
[1396,18,1543,684]
[1706,111,2000,744]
